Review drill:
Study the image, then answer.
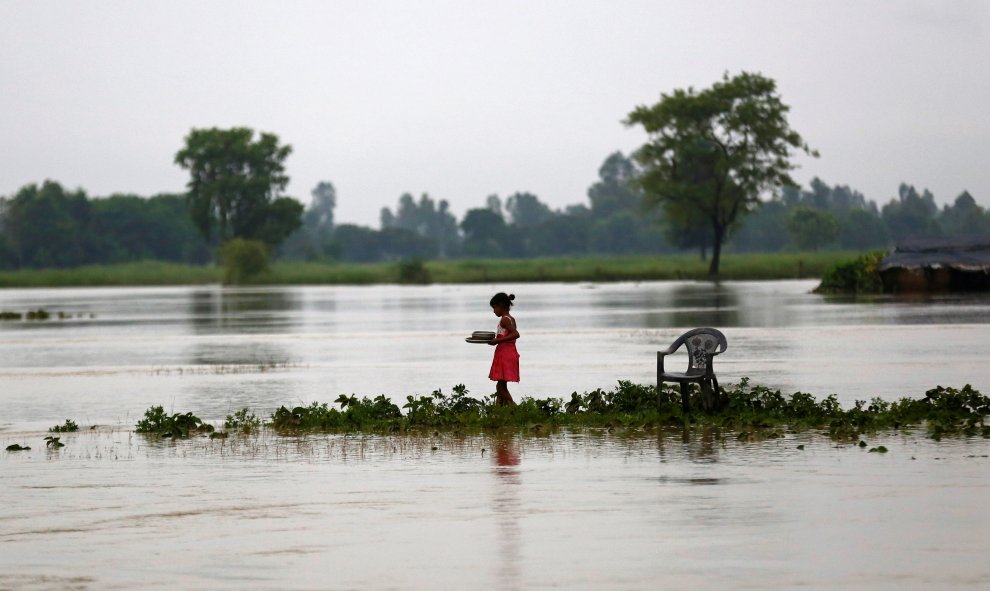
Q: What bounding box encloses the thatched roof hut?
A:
[880,237,990,292]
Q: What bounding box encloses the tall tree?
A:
[505,192,553,227]
[174,127,302,248]
[380,192,459,257]
[786,207,839,251]
[940,191,989,238]
[307,182,337,232]
[881,184,941,242]
[587,151,643,218]
[626,72,816,276]
[460,207,506,257]
[1,181,90,268]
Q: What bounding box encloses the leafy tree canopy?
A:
[626,71,816,276]
[787,207,840,251]
[174,127,302,248]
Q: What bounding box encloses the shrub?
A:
[396,258,432,284]
[814,251,884,294]
[220,239,270,284]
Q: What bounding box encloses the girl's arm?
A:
[490,316,520,344]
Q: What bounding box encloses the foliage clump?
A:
[815,251,884,294]
[396,258,432,284]
[49,419,79,433]
[270,394,404,431]
[224,407,261,432]
[220,239,270,284]
[135,406,213,438]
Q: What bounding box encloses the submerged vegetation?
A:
[224,407,262,432]
[44,435,65,449]
[135,406,214,438]
[49,419,79,433]
[0,309,89,321]
[133,380,990,443]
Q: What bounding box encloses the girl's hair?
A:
[490,292,515,308]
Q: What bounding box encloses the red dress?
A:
[489,315,520,382]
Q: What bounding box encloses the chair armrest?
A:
[657,351,667,374]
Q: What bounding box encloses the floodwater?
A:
[2,281,989,589]
[1,281,989,428]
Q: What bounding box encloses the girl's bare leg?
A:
[495,380,515,406]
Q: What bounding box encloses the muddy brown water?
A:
[2,281,989,589]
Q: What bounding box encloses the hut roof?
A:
[880,237,990,272]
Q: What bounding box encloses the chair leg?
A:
[680,382,689,414]
[712,375,723,410]
[657,353,663,408]
[701,379,714,413]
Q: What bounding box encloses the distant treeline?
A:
[1,151,987,269]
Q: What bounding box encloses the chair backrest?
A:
[670,327,727,372]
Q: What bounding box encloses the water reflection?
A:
[587,282,742,328]
[186,340,294,367]
[667,283,741,327]
[492,436,522,591]
[188,288,302,334]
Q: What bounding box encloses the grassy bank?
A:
[0,251,857,288]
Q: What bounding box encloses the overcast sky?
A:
[2,1,987,226]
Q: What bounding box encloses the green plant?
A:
[49,419,79,433]
[220,239,270,285]
[224,407,261,432]
[396,258,432,284]
[6,443,30,451]
[26,309,51,320]
[135,405,213,438]
[44,435,64,449]
[815,251,884,294]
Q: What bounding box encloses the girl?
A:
[488,292,520,406]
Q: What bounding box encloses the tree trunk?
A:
[707,227,724,278]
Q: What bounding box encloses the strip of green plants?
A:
[132,380,990,442]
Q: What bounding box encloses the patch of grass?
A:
[6,443,31,451]
[0,261,222,288]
